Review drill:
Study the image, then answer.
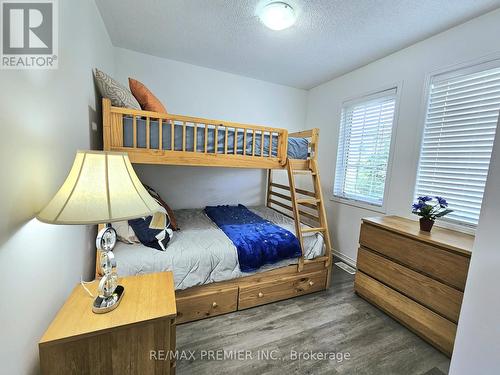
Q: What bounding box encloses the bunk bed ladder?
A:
[286,161,306,272]
[285,159,333,281]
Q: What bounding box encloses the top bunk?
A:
[102,98,318,170]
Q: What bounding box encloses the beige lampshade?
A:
[37,151,162,225]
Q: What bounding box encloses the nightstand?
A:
[39,272,177,375]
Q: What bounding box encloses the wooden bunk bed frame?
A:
[98,98,333,324]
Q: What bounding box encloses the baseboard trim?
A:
[331,249,357,268]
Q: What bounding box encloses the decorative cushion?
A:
[129,78,168,113]
[128,213,173,251]
[144,185,179,231]
[94,68,141,109]
[112,221,140,244]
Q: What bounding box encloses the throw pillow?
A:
[129,78,168,113]
[94,68,141,109]
[128,213,173,251]
[112,221,140,244]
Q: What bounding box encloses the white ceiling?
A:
[96,0,500,89]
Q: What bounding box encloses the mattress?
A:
[113,206,325,290]
[123,117,309,160]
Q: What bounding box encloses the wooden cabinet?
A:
[39,272,177,375]
[355,216,473,357]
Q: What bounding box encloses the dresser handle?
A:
[309,280,314,286]
[258,292,264,298]
[212,302,217,308]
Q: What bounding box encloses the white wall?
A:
[0,1,114,374]
[113,48,308,208]
[450,118,500,373]
[306,9,500,265]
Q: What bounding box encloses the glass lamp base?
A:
[92,285,125,314]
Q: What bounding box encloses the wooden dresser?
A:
[354,216,473,357]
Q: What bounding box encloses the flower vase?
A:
[419,217,435,232]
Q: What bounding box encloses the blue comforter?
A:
[205,204,302,272]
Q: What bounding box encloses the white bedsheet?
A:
[113,206,325,290]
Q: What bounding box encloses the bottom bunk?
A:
[111,205,330,323]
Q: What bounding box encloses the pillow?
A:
[129,78,168,113]
[128,213,173,251]
[94,68,141,109]
[144,185,179,231]
[112,221,140,244]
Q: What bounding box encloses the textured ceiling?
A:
[95,0,500,89]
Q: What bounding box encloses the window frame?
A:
[413,56,500,233]
[332,83,402,213]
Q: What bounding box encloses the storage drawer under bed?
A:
[238,270,327,310]
[176,286,238,324]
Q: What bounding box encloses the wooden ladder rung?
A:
[292,170,316,175]
[296,198,320,204]
[301,227,326,233]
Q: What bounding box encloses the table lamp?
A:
[37,150,163,313]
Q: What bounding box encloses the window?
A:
[334,88,397,207]
[415,61,500,227]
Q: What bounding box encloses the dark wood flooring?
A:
[176,265,450,375]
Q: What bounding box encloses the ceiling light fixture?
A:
[259,2,296,31]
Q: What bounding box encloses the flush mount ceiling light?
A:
[259,2,296,31]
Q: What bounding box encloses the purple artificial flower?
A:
[418,196,432,202]
[412,202,424,211]
[435,196,448,207]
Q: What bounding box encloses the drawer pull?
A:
[212,302,217,308]
[258,292,264,298]
[309,280,314,286]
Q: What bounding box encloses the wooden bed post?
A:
[95,223,106,279]
[266,169,273,208]
[310,128,319,160]
[278,130,288,166]
[102,98,111,151]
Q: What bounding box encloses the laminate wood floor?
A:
[176,264,450,375]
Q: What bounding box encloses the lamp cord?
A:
[80,276,95,298]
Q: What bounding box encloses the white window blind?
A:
[415,62,500,227]
[334,88,397,206]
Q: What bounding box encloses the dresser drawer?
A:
[176,286,238,323]
[357,247,463,322]
[238,270,326,310]
[359,223,470,290]
[355,271,457,356]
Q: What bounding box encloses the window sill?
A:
[433,219,476,236]
[330,196,386,214]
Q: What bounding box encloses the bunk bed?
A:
[98,98,333,324]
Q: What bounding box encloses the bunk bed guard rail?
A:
[102,98,289,168]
